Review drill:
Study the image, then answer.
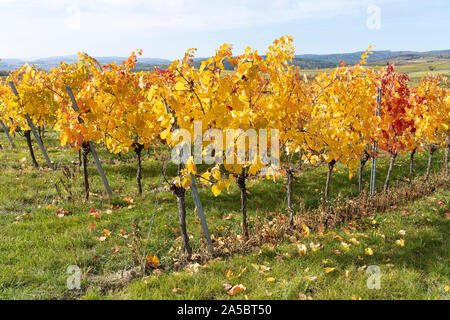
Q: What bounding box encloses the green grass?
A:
[0,131,448,299]
[300,58,450,88]
[112,189,449,300]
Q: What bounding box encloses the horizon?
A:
[2,48,450,62]
[0,0,449,60]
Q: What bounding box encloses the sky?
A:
[0,0,448,59]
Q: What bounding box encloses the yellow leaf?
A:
[324,267,336,274]
[102,229,111,237]
[365,247,374,255]
[265,277,276,282]
[211,184,222,197]
[60,133,69,147]
[185,157,197,174]
[310,242,321,251]
[226,270,235,279]
[211,166,221,180]
[146,255,160,268]
[181,175,192,188]
[173,176,181,188]
[200,171,211,184]
[160,127,171,140]
[341,242,350,250]
[302,224,310,237]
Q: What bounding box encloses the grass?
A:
[111,189,449,300]
[299,58,450,88]
[0,130,448,299]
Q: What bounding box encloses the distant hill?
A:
[0,55,172,72]
[1,50,449,72]
[190,49,450,70]
[294,49,450,68]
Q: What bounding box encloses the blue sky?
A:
[0,0,448,59]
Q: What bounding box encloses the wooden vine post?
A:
[65,86,113,198]
[8,82,54,170]
[0,119,16,149]
[164,102,214,255]
[370,88,381,196]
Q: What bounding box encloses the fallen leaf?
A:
[227,284,246,296]
[226,270,235,279]
[56,208,70,218]
[341,242,350,250]
[223,213,233,220]
[146,255,160,268]
[124,196,134,203]
[185,263,201,273]
[302,224,310,237]
[102,229,111,237]
[358,265,367,271]
[309,242,321,251]
[89,208,101,219]
[222,283,232,291]
[298,243,307,254]
[324,267,336,274]
[298,292,313,300]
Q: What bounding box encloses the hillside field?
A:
[300,57,450,87]
[0,131,448,300]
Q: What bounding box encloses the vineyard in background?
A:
[0,36,449,298]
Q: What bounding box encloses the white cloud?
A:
[0,0,402,58]
[0,0,397,32]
